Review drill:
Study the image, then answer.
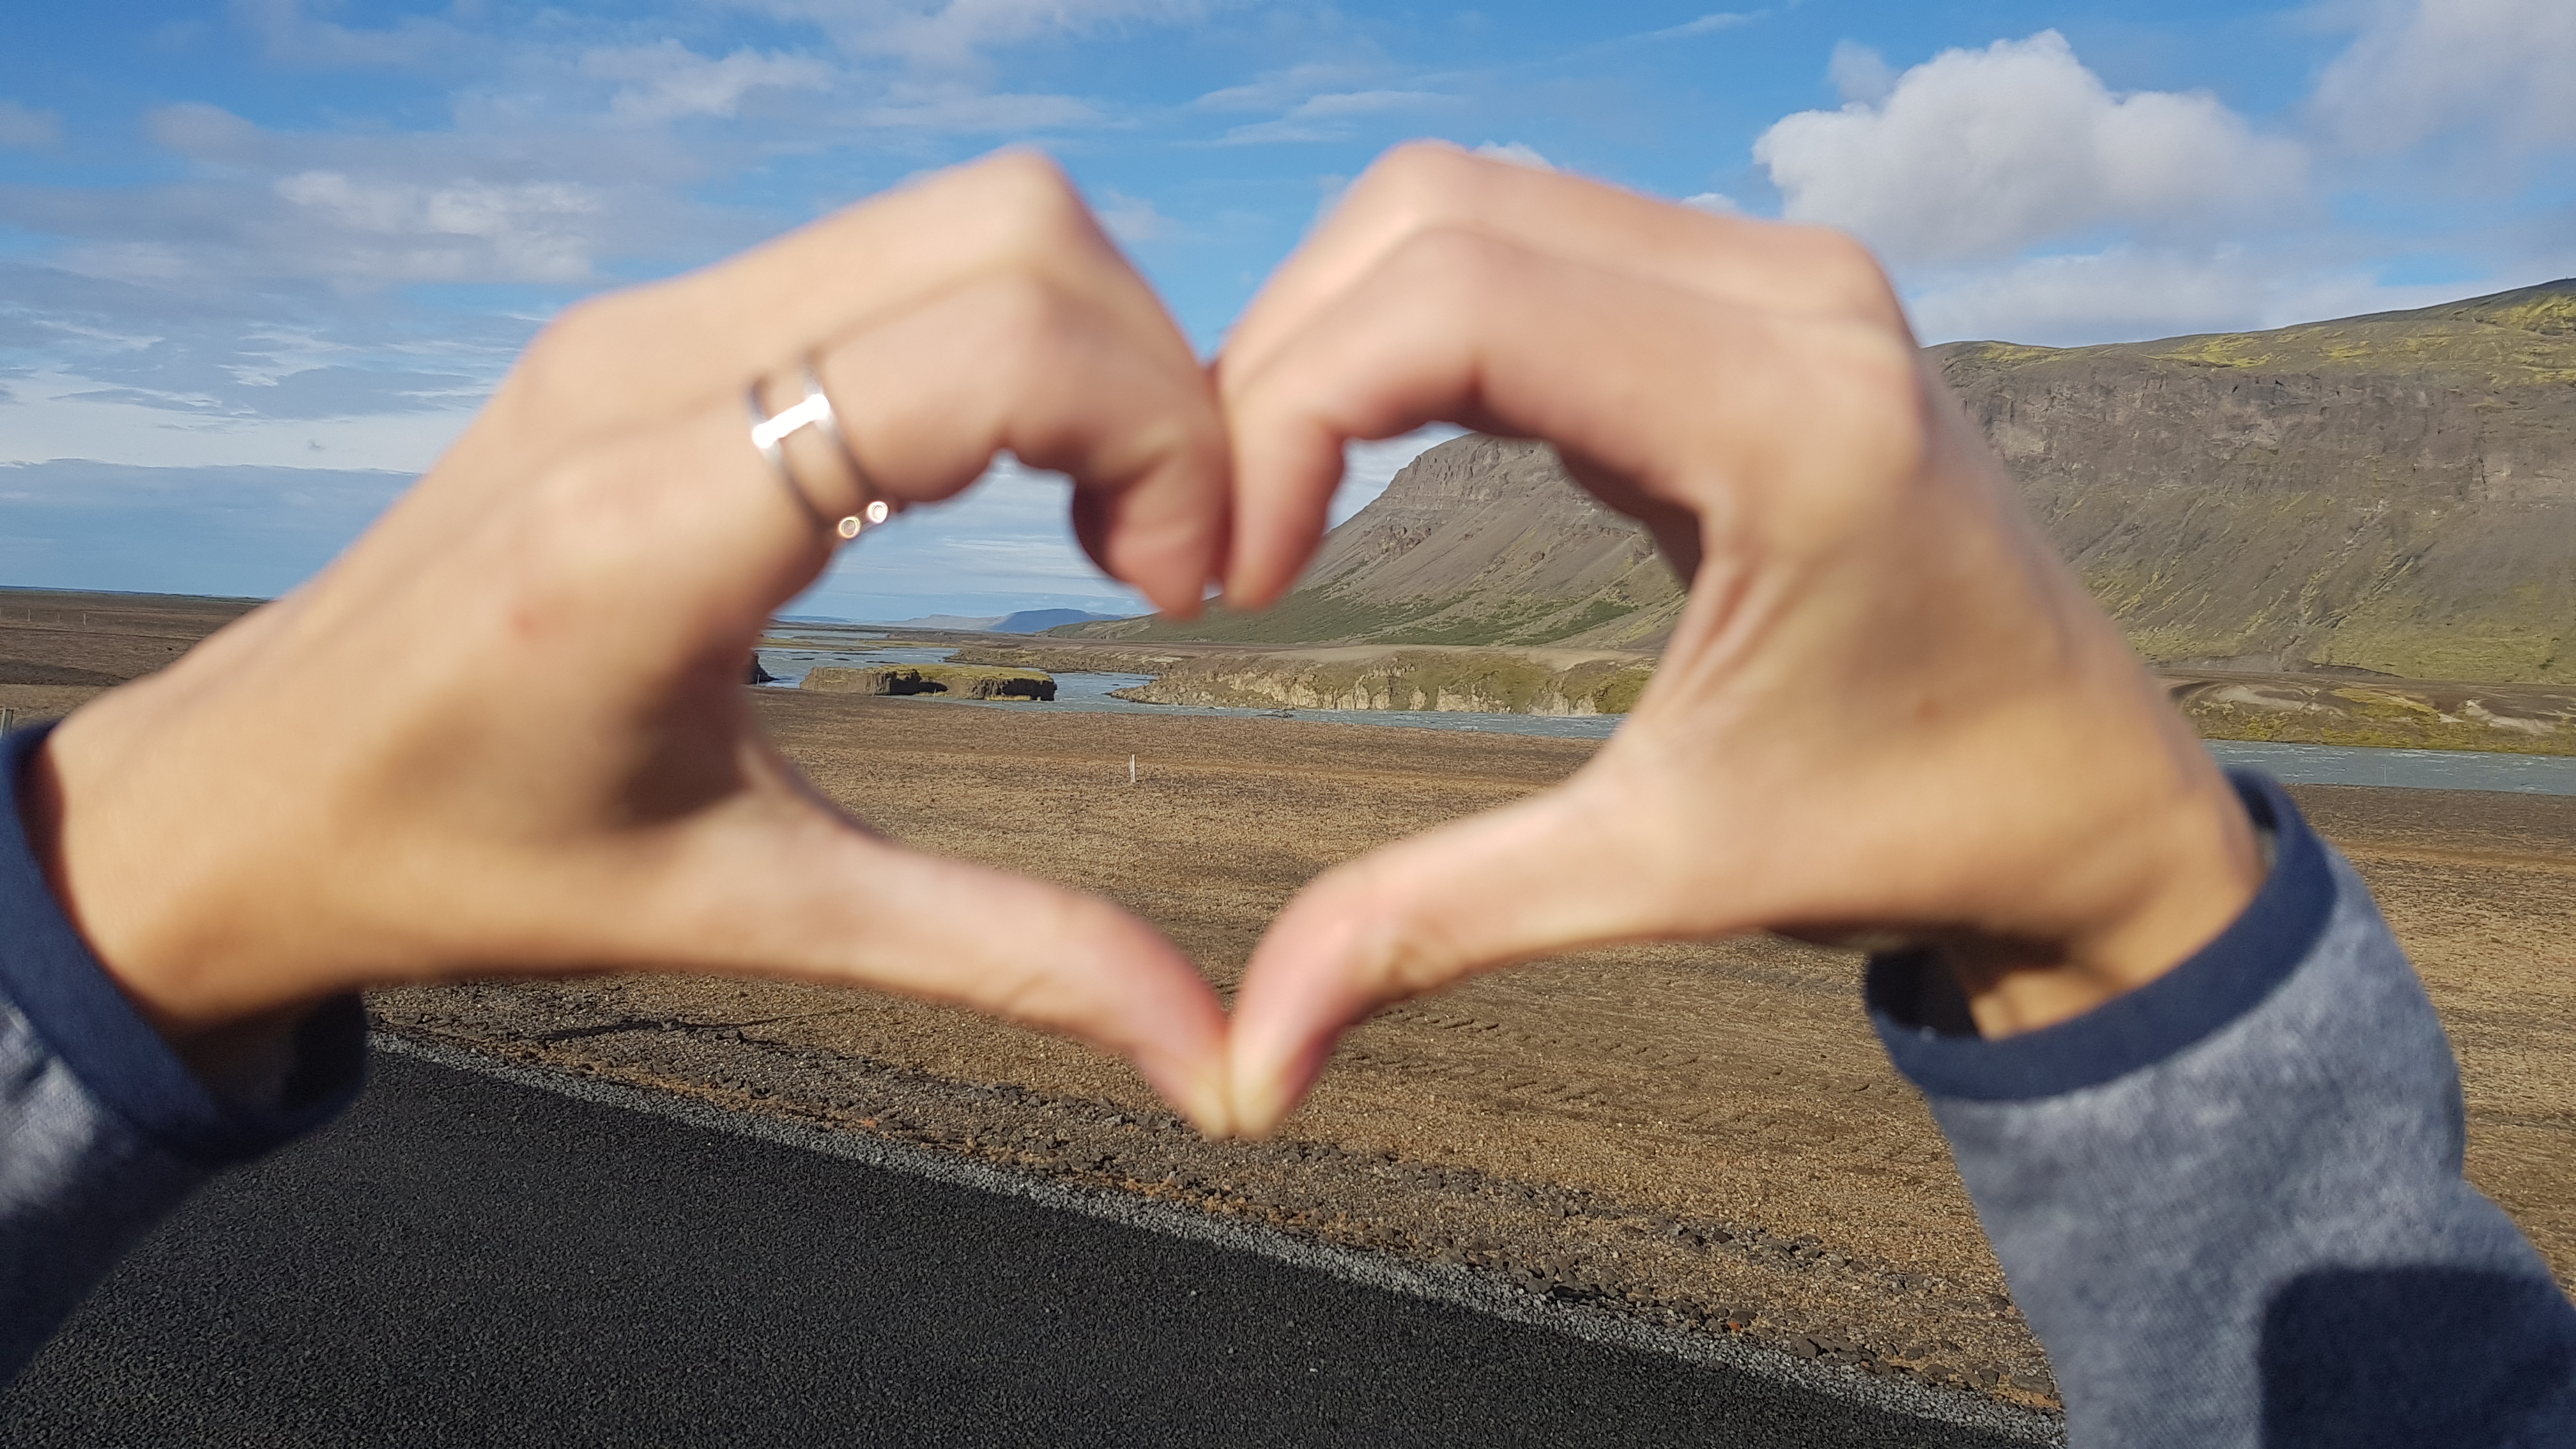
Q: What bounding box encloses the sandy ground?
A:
[8,591,2573,1414]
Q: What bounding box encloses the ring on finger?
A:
[747,360,900,542]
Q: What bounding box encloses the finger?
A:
[1220,223,1926,604]
[1222,142,1905,394]
[427,149,1223,617]
[808,275,1226,617]
[546,150,1184,424]
[374,272,1222,668]
[594,772,1236,1133]
[1225,776,1687,1137]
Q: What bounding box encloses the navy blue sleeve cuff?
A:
[0,722,367,1167]
[1866,770,2337,1103]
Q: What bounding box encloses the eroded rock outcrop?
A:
[1111,648,1655,716]
[801,664,1056,701]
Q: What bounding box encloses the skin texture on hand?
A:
[26,153,1238,1132]
[23,142,2258,1146]
[1215,144,2265,1136]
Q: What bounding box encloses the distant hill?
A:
[989,608,1121,634]
[1061,434,1683,648]
[891,613,1006,631]
[885,610,1120,633]
[1069,279,2576,682]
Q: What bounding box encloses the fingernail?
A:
[1227,1039,1317,1142]
[1142,1049,1236,1139]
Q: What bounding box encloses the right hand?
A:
[27,153,1242,1130]
[1215,144,2263,1135]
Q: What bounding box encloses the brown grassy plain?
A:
[6,590,2571,1409]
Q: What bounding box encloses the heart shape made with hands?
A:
[31,144,2261,1145]
[1196,144,2263,1137]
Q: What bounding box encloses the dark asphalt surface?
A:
[3,1052,2037,1448]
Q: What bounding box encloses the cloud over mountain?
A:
[1756,32,2306,267]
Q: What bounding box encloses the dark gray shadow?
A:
[2261,1265,2576,1448]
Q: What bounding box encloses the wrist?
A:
[20,698,295,1065]
[1942,760,2266,1038]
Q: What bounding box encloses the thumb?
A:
[1225,775,1678,1136]
[590,782,1237,1135]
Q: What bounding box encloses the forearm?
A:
[1,725,367,1383]
[1873,773,2576,1446]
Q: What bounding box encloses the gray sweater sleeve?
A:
[1869,773,2576,1448]
[1,723,367,1381]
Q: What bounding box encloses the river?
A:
[753,643,2576,797]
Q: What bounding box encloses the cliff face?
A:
[1935,279,2576,682]
[1075,280,2575,682]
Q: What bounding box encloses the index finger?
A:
[1221,142,1907,392]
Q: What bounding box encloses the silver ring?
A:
[746,362,900,542]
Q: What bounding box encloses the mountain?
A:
[1070,279,2576,682]
[988,608,1121,634]
[888,610,1122,634]
[1063,434,1684,648]
[889,613,1007,631]
[1934,278,2576,682]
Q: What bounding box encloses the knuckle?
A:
[966,150,1092,257]
[503,295,630,417]
[1782,226,1905,323]
[1379,224,1512,305]
[1351,141,1482,234]
[1784,327,1938,502]
[521,296,610,374]
[1369,139,1473,192]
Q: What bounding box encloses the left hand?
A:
[23,152,1241,1130]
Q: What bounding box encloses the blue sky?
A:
[3,1,2571,619]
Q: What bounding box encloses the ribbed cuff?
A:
[0,722,366,1166]
[1867,770,2336,1103]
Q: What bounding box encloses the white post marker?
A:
[1130,754,1137,786]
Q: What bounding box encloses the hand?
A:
[22,152,1238,1131]
[1216,144,2264,1135]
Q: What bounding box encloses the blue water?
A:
[753,647,2576,797]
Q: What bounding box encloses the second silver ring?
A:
[747,362,898,542]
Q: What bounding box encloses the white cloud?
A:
[1682,192,1738,213]
[0,370,477,470]
[145,102,264,160]
[854,85,1100,131]
[0,100,61,150]
[274,171,607,283]
[1095,190,1175,243]
[1899,247,2493,348]
[1471,141,1553,171]
[14,105,728,293]
[228,0,459,68]
[1754,31,2307,266]
[750,0,1204,73]
[1193,62,1377,114]
[583,41,836,122]
[2312,0,2576,157]
[1221,89,1448,145]
[1641,12,1767,42]
[1826,41,1894,106]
